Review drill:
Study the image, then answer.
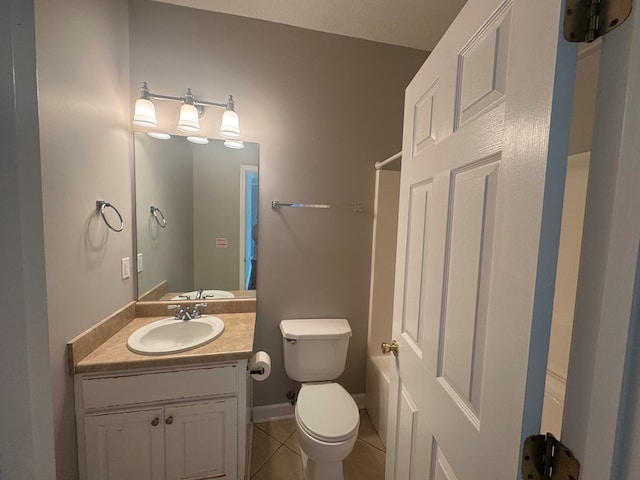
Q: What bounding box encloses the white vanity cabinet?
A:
[75,361,248,480]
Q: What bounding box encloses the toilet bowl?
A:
[295,382,360,480]
[279,318,360,480]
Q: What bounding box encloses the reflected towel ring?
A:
[150,206,167,228]
[96,200,124,232]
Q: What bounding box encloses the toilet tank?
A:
[280,318,352,382]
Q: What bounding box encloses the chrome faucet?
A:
[195,289,204,300]
[168,303,208,321]
[168,304,190,320]
[191,303,207,318]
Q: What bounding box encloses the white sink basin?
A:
[127,316,225,355]
[171,290,235,300]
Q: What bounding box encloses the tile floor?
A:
[250,410,386,480]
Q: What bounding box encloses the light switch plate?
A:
[137,253,143,273]
[121,257,130,279]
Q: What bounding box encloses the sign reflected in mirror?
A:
[134,133,258,301]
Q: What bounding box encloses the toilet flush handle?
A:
[381,340,399,357]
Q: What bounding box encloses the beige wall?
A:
[35,0,132,477]
[129,0,428,406]
[135,133,195,295]
[366,170,401,357]
[0,1,57,478]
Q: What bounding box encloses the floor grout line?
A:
[254,423,296,444]
[250,441,286,479]
[282,442,300,456]
[358,436,386,453]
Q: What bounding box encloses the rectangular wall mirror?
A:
[133,132,259,301]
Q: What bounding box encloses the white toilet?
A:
[280,318,360,480]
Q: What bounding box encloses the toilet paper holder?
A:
[248,351,271,381]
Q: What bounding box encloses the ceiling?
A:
[153,0,468,51]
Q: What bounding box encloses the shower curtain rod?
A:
[375,151,402,170]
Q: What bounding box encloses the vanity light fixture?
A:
[219,104,241,138]
[147,132,171,140]
[133,81,242,139]
[133,88,157,127]
[223,139,245,149]
[177,92,201,133]
[186,136,209,145]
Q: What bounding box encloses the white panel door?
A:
[386,1,577,479]
[165,398,238,480]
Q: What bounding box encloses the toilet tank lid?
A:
[280,318,352,340]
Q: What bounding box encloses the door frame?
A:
[563,3,640,478]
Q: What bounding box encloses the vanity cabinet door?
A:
[165,398,238,480]
[84,407,165,480]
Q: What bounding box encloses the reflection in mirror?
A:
[134,133,259,301]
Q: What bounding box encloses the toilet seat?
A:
[295,383,359,443]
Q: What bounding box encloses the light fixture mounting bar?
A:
[194,99,228,109]
[147,93,226,109]
[145,90,228,110]
[147,92,184,103]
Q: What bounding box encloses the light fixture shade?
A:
[224,139,244,149]
[147,132,171,140]
[177,103,200,133]
[187,136,209,145]
[219,110,241,138]
[133,98,158,127]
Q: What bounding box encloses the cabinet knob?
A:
[165,416,174,425]
[151,417,160,427]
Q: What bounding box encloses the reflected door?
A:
[240,165,258,290]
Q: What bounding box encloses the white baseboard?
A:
[253,392,367,424]
[252,402,294,423]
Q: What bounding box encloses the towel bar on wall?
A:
[271,201,363,213]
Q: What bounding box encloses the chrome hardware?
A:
[285,338,297,345]
[96,200,124,232]
[165,416,174,425]
[381,340,399,357]
[167,304,188,320]
[272,201,363,213]
[151,417,160,427]
[150,205,166,228]
[168,303,207,320]
[192,303,208,318]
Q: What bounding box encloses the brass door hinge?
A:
[564,0,633,43]
[521,433,580,480]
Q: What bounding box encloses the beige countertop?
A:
[74,311,256,374]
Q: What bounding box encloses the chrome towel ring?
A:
[96,200,124,232]
[150,206,167,228]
